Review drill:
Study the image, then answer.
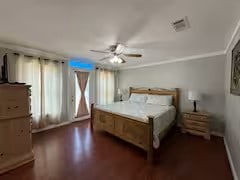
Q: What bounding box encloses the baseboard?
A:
[32,121,72,133]
[211,131,224,137]
[72,115,90,122]
[224,137,239,180]
[32,116,91,133]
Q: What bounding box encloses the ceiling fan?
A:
[90,43,142,64]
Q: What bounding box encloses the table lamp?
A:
[188,91,201,112]
[117,88,123,101]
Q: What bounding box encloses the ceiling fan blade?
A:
[98,56,111,61]
[90,50,110,53]
[120,57,126,63]
[123,54,142,58]
[115,44,125,54]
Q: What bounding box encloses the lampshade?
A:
[188,91,201,101]
[117,88,122,95]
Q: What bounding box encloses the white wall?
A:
[119,55,226,134]
[225,28,240,179]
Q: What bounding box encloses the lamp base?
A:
[120,95,123,101]
[193,101,197,112]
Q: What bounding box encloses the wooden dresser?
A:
[0,84,34,174]
[181,111,210,140]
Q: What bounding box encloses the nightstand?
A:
[181,111,210,140]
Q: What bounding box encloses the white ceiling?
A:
[0,0,240,68]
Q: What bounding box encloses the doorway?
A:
[71,70,91,122]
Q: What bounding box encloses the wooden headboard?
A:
[129,87,179,112]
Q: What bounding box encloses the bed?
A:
[91,87,179,162]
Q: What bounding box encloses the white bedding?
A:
[95,101,176,149]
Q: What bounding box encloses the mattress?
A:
[95,101,176,148]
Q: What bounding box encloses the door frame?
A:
[69,68,93,122]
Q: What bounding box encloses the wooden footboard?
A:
[91,104,154,162]
[90,87,179,162]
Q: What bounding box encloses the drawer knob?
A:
[14,106,19,109]
[7,107,11,109]
[0,153,3,156]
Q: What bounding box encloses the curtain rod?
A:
[95,67,116,71]
[12,52,65,63]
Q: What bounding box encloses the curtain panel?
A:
[75,71,89,117]
[14,55,67,129]
[95,68,115,105]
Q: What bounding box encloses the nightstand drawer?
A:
[183,119,207,127]
[185,129,207,136]
[184,123,207,132]
[182,112,210,140]
[183,114,207,122]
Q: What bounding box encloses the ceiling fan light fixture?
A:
[110,58,115,63]
[117,58,123,63]
[110,56,120,64]
[91,43,142,64]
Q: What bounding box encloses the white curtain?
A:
[15,55,66,129]
[96,68,115,105]
[41,60,64,126]
[15,55,42,127]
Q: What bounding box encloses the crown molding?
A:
[225,19,240,54]
[120,51,225,70]
[120,17,240,70]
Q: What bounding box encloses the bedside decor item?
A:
[182,111,210,140]
[117,88,123,101]
[231,39,240,95]
[188,91,201,112]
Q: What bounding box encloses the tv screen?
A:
[1,54,8,83]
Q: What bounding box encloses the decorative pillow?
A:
[146,95,173,105]
[129,93,148,103]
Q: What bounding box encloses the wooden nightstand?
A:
[181,111,210,140]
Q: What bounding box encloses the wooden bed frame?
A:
[91,87,179,162]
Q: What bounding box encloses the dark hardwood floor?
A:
[0,120,233,180]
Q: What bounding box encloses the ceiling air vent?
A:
[172,16,190,32]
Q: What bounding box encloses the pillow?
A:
[146,95,173,106]
[129,93,148,103]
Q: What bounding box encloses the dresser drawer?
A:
[183,114,207,122]
[3,101,29,118]
[0,88,28,101]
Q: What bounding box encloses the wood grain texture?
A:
[92,88,179,162]
[182,112,210,140]
[129,87,179,114]
[93,109,151,150]
[0,120,233,180]
[0,85,34,174]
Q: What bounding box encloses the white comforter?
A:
[95,101,176,149]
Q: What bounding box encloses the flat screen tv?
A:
[1,54,8,83]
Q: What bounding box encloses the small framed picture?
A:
[231,39,240,95]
